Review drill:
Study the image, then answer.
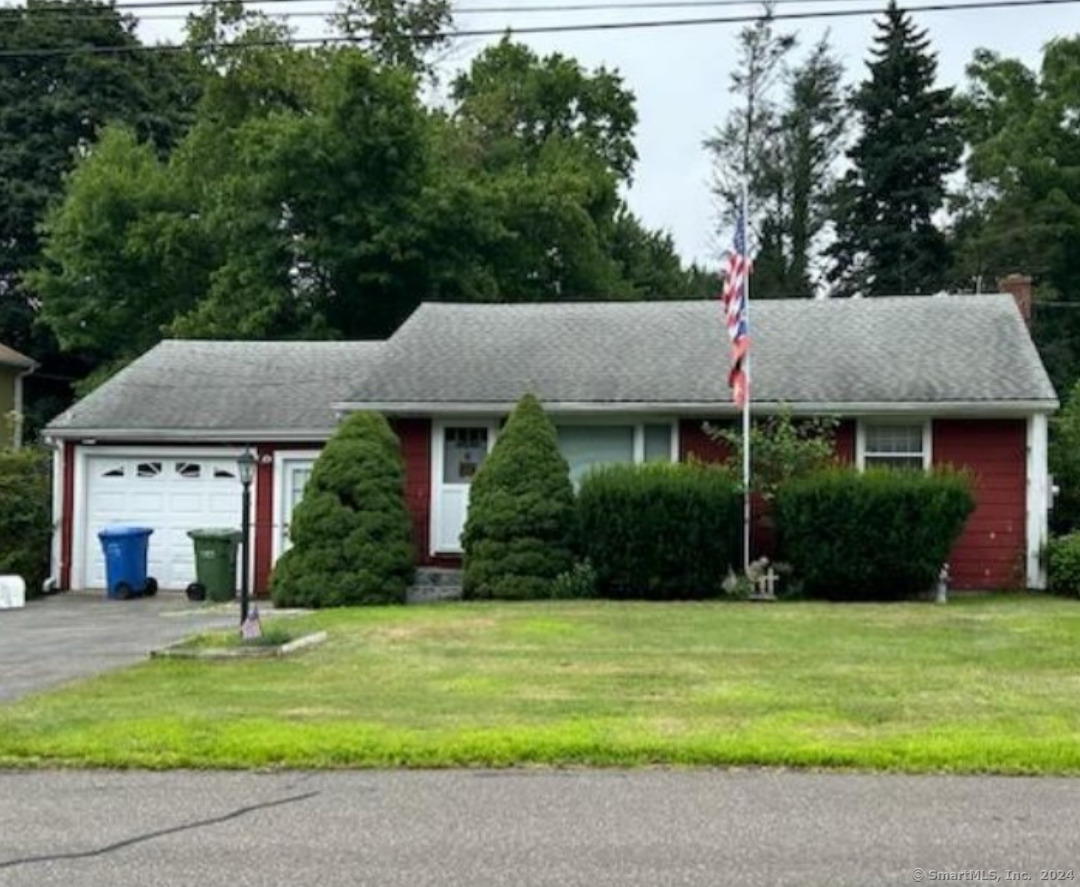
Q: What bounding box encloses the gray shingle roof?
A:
[47,340,382,437]
[343,295,1057,411]
[0,342,35,369]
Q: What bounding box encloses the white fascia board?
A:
[44,428,336,443]
[333,400,1060,419]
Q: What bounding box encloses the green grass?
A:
[2,595,1080,773]
[173,623,299,650]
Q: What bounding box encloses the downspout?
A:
[40,432,62,593]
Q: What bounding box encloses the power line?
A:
[0,0,1075,56]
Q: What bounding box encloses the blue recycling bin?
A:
[98,526,158,600]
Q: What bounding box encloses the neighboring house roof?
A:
[46,340,383,439]
[339,295,1058,415]
[0,343,36,370]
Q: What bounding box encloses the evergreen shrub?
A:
[271,411,414,607]
[1046,533,1080,597]
[0,448,52,595]
[577,462,741,599]
[774,468,975,601]
[462,394,576,600]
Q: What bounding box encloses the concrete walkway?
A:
[0,592,240,701]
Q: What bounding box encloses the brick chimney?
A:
[997,274,1033,325]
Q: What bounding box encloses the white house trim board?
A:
[272,449,322,563]
[1027,413,1050,589]
[70,444,255,591]
[334,400,1058,419]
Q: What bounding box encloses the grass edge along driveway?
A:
[1,595,1078,774]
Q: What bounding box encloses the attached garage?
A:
[46,340,383,593]
[78,451,245,590]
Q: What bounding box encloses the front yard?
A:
[2,595,1079,773]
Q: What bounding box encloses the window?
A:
[861,423,928,470]
[176,462,202,479]
[214,467,237,479]
[444,427,489,484]
[136,462,162,478]
[100,464,125,479]
[556,423,674,486]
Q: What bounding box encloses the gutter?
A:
[332,399,1061,419]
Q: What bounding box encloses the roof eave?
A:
[333,399,1060,418]
[43,427,335,443]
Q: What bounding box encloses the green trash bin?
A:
[187,529,242,603]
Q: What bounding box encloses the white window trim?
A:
[430,419,499,556]
[855,419,933,471]
[71,445,256,591]
[272,449,322,563]
[553,418,680,464]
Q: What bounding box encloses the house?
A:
[44,281,1057,594]
[0,343,36,448]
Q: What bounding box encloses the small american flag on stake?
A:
[721,206,753,406]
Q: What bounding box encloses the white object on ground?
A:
[0,575,26,609]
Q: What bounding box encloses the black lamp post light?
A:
[237,446,257,629]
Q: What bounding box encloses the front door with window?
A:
[432,424,493,554]
[274,454,317,558]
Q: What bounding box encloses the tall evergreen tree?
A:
[828,1,961,296]
[706,19,846,298]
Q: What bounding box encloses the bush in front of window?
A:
[462,393,576,600]
[577,462,742,599]
[0,447,52,596]
[774,468,975,601]
[270,411,414,607]
[1046,533,1080,596]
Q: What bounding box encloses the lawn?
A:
[2,595,1080,773]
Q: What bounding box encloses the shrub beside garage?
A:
[0,447,52,596]
[578,462,742,600]
[774,467,975,601]
[271,411,414,608]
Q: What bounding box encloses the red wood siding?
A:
[253,446,275,596]
[834,420,856,464]
[392,418,458,568]
[679,419,730,463]
[933,419,1027,590]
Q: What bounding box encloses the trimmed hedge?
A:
[774,468,975,601]
[577,462,741,600]
[462,394,576,600]
[271,411,414,608]
[0,448,52,596]
[1047,533,1080,596]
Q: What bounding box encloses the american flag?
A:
[721,207,752,407]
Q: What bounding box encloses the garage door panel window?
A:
[100,464,126,479]
[176,462,202,479]
[137,462,162,478]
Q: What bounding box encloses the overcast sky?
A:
[140,1,1079,267]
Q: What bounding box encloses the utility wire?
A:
[2,0,913,22]
[0,0,1075,56]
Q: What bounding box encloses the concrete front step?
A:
[408,568,463,604]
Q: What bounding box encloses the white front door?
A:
[81,454,243,590]
[273,453,318,560]
[432,423,495,554]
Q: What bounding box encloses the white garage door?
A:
[84,455,243,590]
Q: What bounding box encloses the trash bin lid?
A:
[98,525,154,539]
[187,528,243,541]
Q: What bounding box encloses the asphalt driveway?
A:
[0,592,239,702]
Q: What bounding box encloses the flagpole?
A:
[741,183,752,575]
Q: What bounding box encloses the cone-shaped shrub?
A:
[271,411,414,607]
[462,393,575,599]
[774,467,975,600]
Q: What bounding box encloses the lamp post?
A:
[237,447,256,626]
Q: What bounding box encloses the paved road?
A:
[0,769,1077,886]
[0,591,239,701]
